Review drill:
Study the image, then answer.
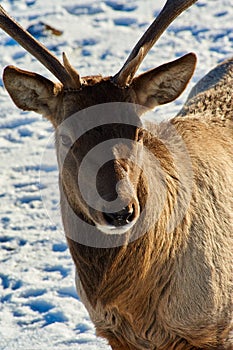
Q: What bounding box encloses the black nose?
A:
[103,205,135,227]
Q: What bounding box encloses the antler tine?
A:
[0,5,81,89]
[112,0,198,87]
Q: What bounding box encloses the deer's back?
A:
[178,57,233,124]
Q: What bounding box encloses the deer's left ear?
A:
[131,53,196,109]
[3,65,62,125]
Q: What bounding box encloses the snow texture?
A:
[0,0,232,349]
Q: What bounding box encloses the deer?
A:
[0,0,232,349]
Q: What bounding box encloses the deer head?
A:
[0,0,197,242]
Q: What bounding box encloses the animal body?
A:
[0,0,232,349]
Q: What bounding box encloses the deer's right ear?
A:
[131,53,196,109]
[3,66,62,125]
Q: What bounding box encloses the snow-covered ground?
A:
[0,0,232,349]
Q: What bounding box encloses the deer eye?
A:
[137,129,144,142]
[60,134,72,147]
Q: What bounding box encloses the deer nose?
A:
[103,205,135,227]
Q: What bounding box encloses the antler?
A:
[0,5,81,89]
[112,0,198,87]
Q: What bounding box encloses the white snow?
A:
[0,0,232,349]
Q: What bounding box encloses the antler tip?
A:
[62,52,82,90]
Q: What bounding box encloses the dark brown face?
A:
[2,55,196,240]
[56,98,144,235]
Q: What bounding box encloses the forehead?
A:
[59,93,142,139]
[61,77,133,119]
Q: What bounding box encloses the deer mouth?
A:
[95,202,139,235]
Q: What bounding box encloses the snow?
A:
[0,0,232,349]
